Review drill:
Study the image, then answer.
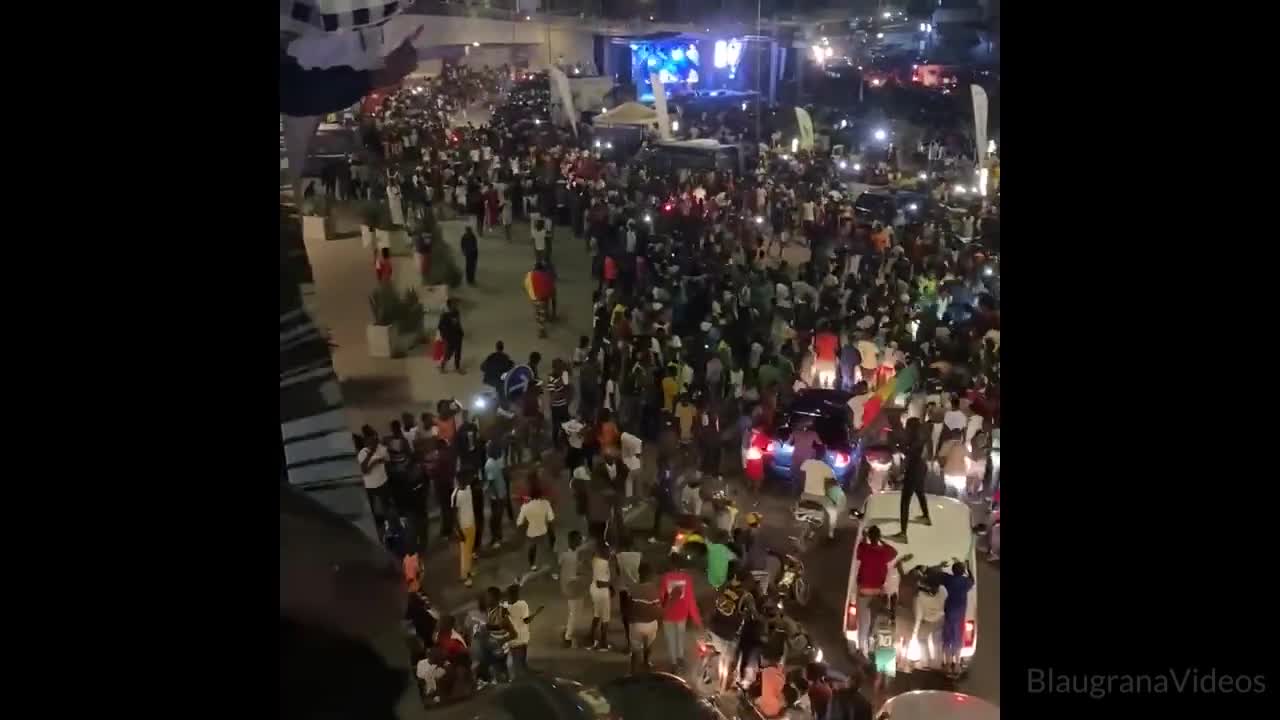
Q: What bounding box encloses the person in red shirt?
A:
[658,560,703,672]
[744,421,771,496]
[805,663,833,720]
[812,323,840,388]
[853,525,897,656]
[524,263,556,338]
[602,254,619,289]
[374,247,392,284]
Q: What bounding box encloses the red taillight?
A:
[963,619,976,648]
[746,447,763,461]
[675,532,686,543]
[846,602,858,628]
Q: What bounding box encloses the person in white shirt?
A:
[415,650,447,700]
[504,583,540,677]
[800,449,836,504]
[452,474,476,587]
[588,544,613,651]
[531,218,549,263]
[856,337,879,389]
[775,282,792,309]
[620,432,643,501]
[943,396,968,433]
[912,574,949,669]
[516,482,556,572]
[357,430,391,516]
[846,384,872,431]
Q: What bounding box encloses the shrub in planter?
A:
[397,289,426,349]
[366,284,402,358]
[375,201,409,254]
[424,235,463,288]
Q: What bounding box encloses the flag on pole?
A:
[860,364,919,429]
[971,84,989,166]
[549,67,578,137]
[650,73,672,140]
[795,107,815,151]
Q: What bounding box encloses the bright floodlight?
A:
[839,160,848,169]
[876,32,884,39]
[852,163,862,171]
[754,216,764,224]
[909,203,919,211]
[472,42,480,47]
[671,120,680,132]
[644,214,653,223]
[741,102,748,111]
[883,11,891,18]
[874,128,887,141]
[918,172,927,180]
[594,140,601,148]
[955,185,967,194]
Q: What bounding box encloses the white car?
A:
[878,691,998,720]
[843,492,979,674]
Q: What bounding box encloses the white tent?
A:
[593,101,663,129]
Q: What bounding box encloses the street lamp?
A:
[874,128,887,142]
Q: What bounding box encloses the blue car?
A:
[760,389,863,489]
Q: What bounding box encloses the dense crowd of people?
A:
[344,63,1000,714]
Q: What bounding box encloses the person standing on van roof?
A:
[891,417,932,544]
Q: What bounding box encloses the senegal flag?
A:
[861,364,918,429]
[524,270,553,302]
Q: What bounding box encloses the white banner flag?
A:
[649,73,672,140]
[795,107,815,151]
[971,84,989,166]
[549,67,578,137]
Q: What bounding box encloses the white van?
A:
[843,492,979,675]
[878,691,998,720]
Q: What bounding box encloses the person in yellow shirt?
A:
[674,393,697,445]
[662,367,680,414]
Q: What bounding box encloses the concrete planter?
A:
[302,214,334,242]
[368,324,422,358]
[366,324,396,358]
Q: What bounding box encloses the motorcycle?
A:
[771,550,811,609]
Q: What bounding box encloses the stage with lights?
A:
[611,35,759,102]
